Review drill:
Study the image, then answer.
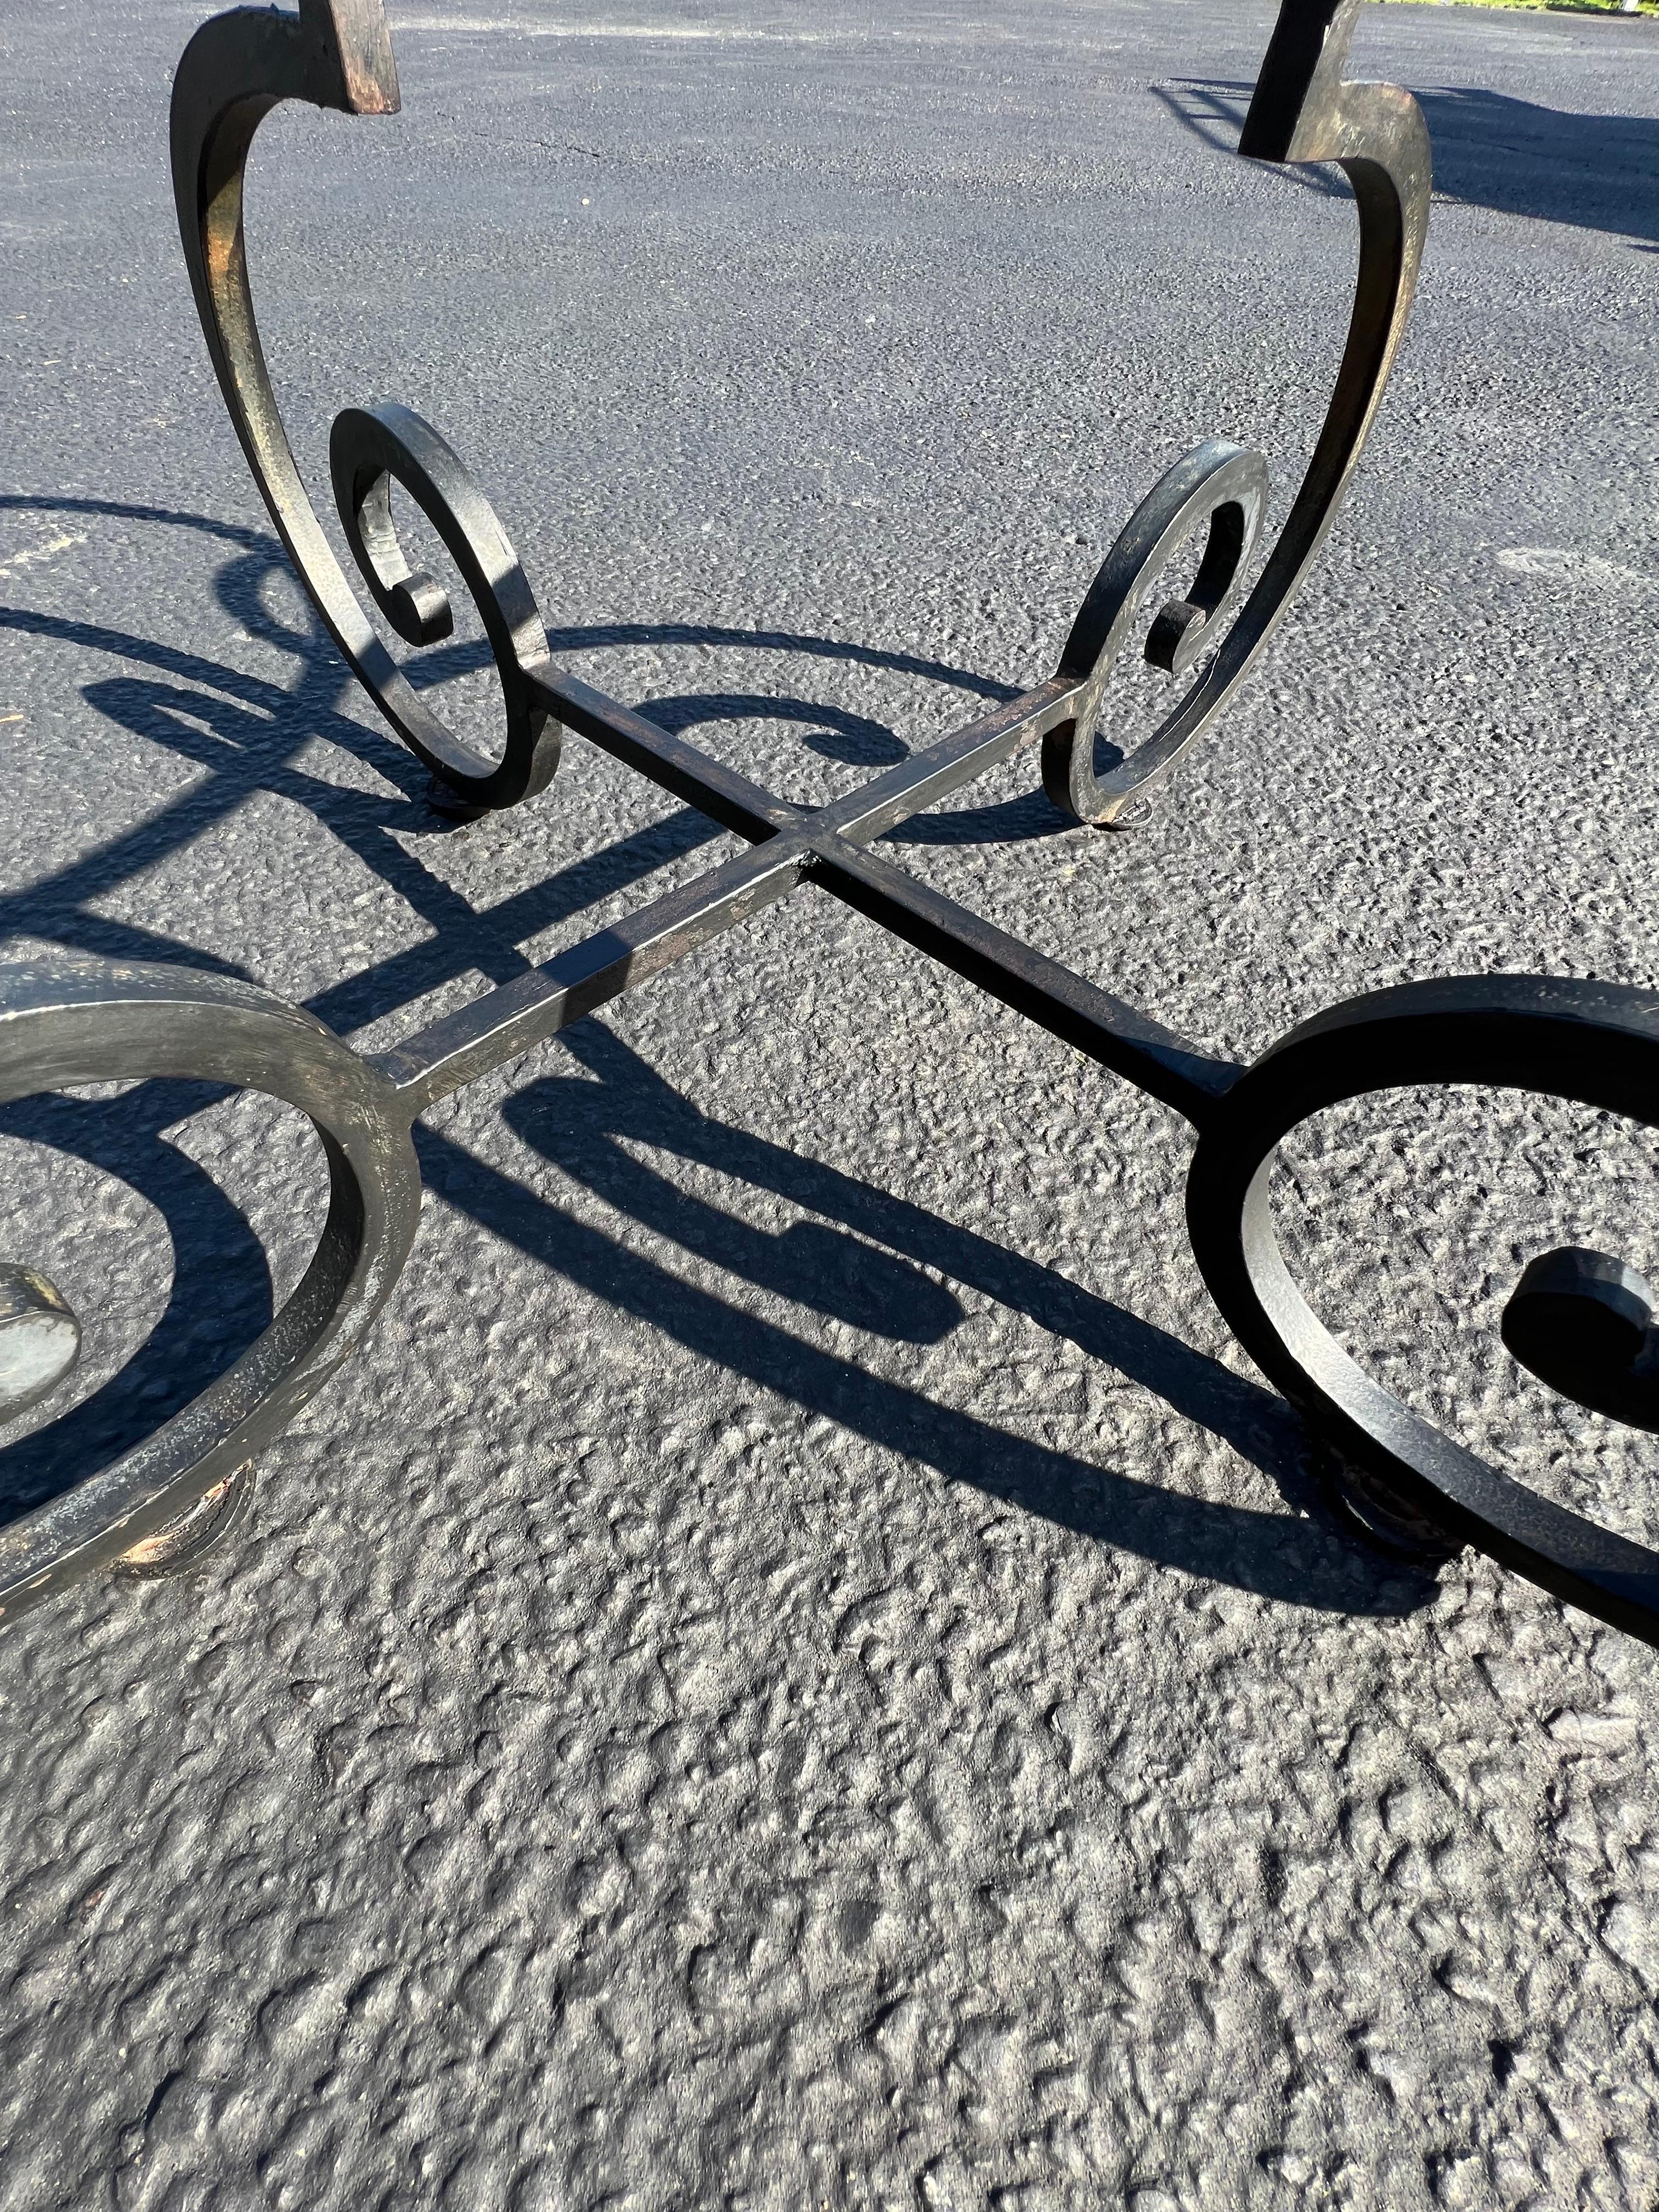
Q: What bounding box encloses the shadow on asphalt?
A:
[0,494,1435,1621]
[1156,77,1659,249]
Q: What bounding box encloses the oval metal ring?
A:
[0,954,422,1621]
[1042,439,1269,827]
[1185,974,1659,1646]
[330,402,561,808]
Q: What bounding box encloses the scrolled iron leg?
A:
[3,1252,256,1582]
[1041,0,1430,827]
[0,955,422,1624]
[171,0,562,812]
[1186,975,1659,1645]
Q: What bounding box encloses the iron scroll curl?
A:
[1043,0,1432,825]
[0,957,421,1618]
[329,403,558,790]
[1183,980,1659,1643]
[1043,441,1270,825]
[171,0,1425,828]
[168,0,562,806]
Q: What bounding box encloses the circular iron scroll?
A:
[0,956,421,1620]
[1043,439,1269,827]
[330,402,559,806]
[1187,974,1659,1643]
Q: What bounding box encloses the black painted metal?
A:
[3,0,1654,1644]
[1184,977,1659,1645]
[1502,1247,1659,1434]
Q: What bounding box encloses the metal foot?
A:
[1098,794,1154,832]
[113,1460,256,1579]
[1323,1457,1460,1568]
[424,771,489,825]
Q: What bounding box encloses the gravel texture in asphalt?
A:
[2,1,1658,2205]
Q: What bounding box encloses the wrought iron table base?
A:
[5,0,1658,1647]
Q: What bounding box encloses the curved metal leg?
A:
[0,956,421,1625]
[1042,0,1432,827]
[169,0,561,807]
[1184,976,1659,1643]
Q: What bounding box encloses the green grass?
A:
[1388,0,1657,15]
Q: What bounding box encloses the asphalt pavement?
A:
[2,1,1658,2205]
